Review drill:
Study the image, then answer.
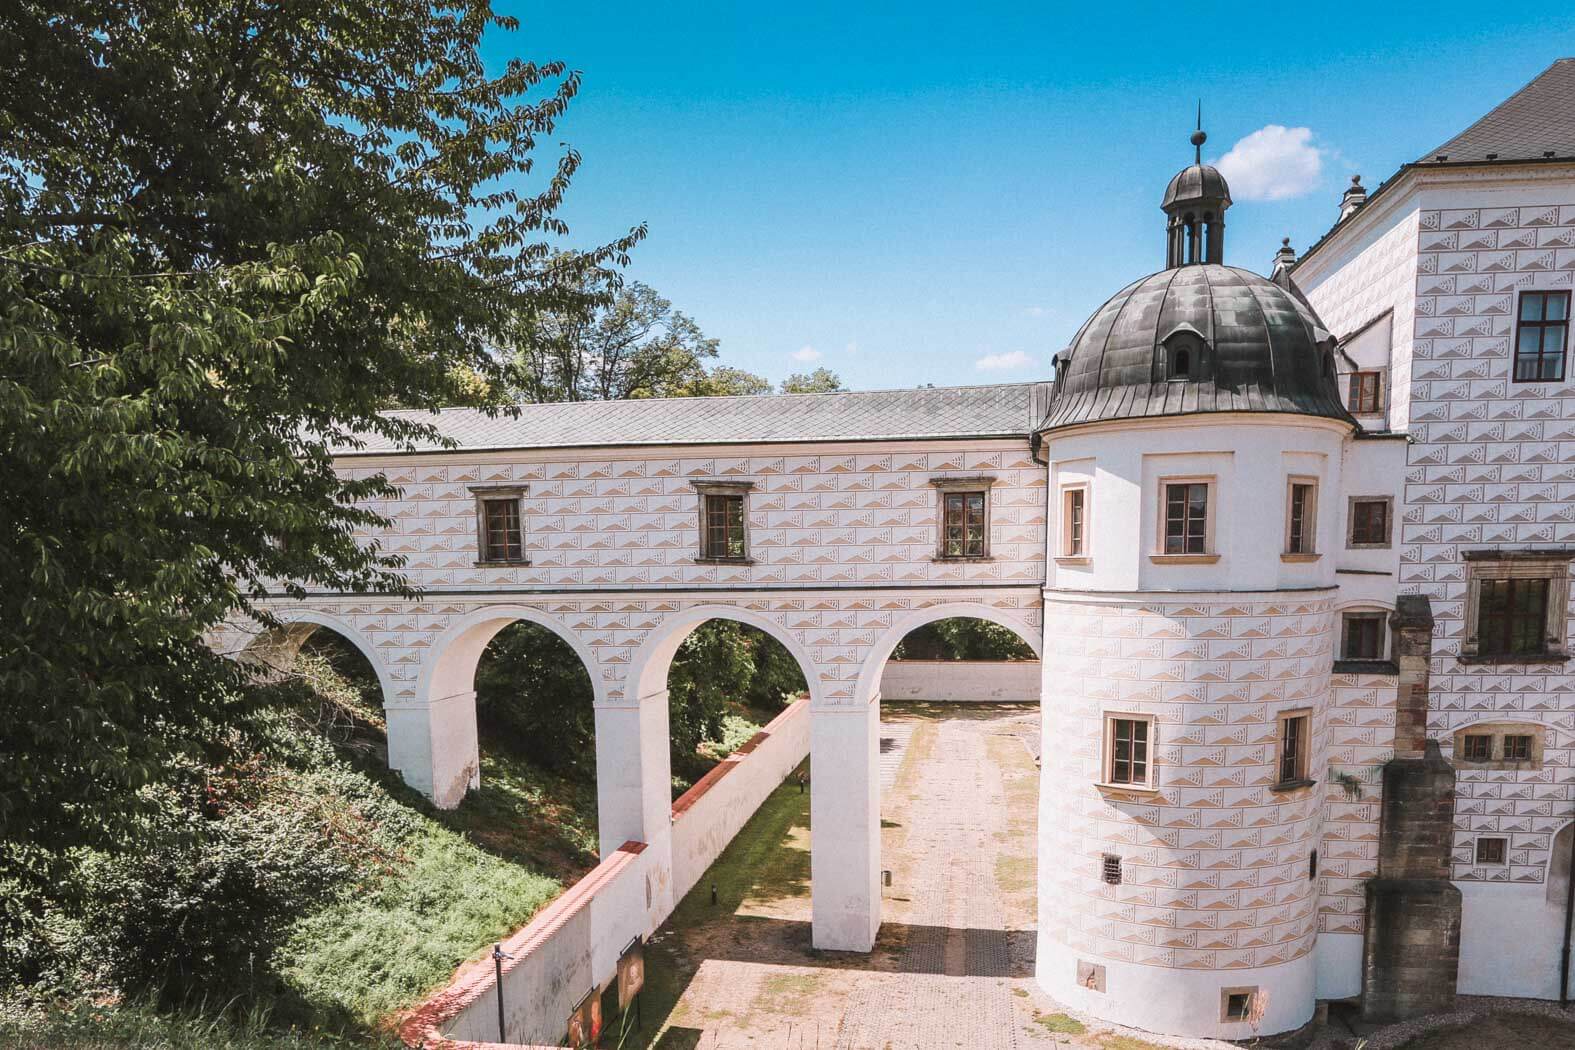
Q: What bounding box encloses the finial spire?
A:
[1190,101,1207,165]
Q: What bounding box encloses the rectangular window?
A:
[1341,612,1386,661]
[1349,497,1391,547]
[1514,290,1570,382]
[1286,481,1316,555]
[475,491,526,563]
[942,490,988,558]
[703,493,747,560]
[1348,371,1382,414]
[1504,734,1534,762]
[1221,989,1257,1023]
[1101,854,1122,885]
[1460,734,1493,762]
[1475,837,1507,866]
[1064,487,1086,557]
[1103,715,1153,788]
[1276,710,1311,786]
[1477,576,1550,656]
[1163,481,1209,555]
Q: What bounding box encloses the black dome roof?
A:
[1039,264,1352,431]
[1162,163,1232,210]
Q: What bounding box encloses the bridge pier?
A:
[810,695,882,952]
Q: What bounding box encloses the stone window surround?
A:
[1474,836,1509,867]
[1346,494,1394,549]
[1458,549,1573,664]
[1056,481,1091,564]
[1271,707,1316,793]
[1337,607,1391,666]
[1096,710,1158,794]
[1150,473,1219,564]
[1282,474,1320,562]
[469,484,529,566]
[1219,986,1259,1024]
[1449,720,1547,771]
[691,480,756,564]
[929,475,996,562]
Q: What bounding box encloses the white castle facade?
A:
[224,61,1575,1039]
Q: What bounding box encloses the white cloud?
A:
[974,350,1034,372]
[844,341,859,354]
[791,345,822,363]
[1022,306,1049,318]
[1214,125,1324,202]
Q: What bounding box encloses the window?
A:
[1452,723,1546,769]
[931,476,995,560]
[692,481,754,562]
[1348,370,1383,413]
[1461,554,1570,663]
[1285,479,1317,556]
[1514,290,1569,382]
[1348,496,1392,548]
[1101,714,1155,789]
[1221,988,1258,1023]
[1163,481,1209,555]
[1460,734,1492,762]
[1475,837,1507,866]
[1061,485,1088,559]
[470,486,527,564]
[1275,710,1312,787]
[1340,612,1387,661]
[1504,734,1534,761]
[1101,854,1122,885]
[1309,849,1318,880]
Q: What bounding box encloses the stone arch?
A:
[625,603,826,706]
[418,604,607,708]
[244,608,394,707]
[854,601,1041,703]
[1549,820,1575,906]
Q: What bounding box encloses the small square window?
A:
[1102,715,1154,789]
[1221,988,1258,1023]
[1476,837,1507,866]
[1348,371,1382,414]
[1460,734,1493,762]
[1275,710,1311,786]
[1101,853,1122,885]
[1348,497,1392,548]
[1341,612,1386,661]
[1504,734,1534,762]
[1513,290,1569,383]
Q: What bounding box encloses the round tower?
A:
[1033,127,1354,1038]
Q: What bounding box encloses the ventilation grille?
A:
[1101,853,1122,885]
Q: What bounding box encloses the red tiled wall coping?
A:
[397,841,647,1049]
[669,698,806,819]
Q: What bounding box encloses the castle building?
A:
[229,60,1575,1041]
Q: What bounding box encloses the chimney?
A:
[1339,174,1367,222]
[1270,237,1297,285]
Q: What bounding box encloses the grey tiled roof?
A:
[1418,59,1575,165]
[340,382,1044,454]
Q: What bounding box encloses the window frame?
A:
[691,480,755,564]
[1460,553,1571,663]
[930,476,996,561]
[1272,708,1315,791]
[1347,495,1393,549]
[1283,476,1319,560]
[1099,712,1158,792]
[1451,722,1546,770]
[470,485,529,566]
[1348,370,1383,414]
[1512,289,1570,384]
[1151,474,1218,563]
[1474,836,1508,867]
[1058,483,1091,563]
[1220,987,1259,1024]
[1339,610,1389,664]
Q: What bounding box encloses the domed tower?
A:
[1033,128,1353,1039]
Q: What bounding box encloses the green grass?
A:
[1035,1012,1087,1035]
[0,999,400,1050]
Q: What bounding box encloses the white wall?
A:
[670,700,811,902]
[879,659,1041,702]
[1456,880,1569,1000]
[410,700,811,1048]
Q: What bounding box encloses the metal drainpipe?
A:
[1562,822,1575,1008]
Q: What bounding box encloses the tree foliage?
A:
[0,0,637,862]
[891,618,1036,661]
[473,622,597,780]
[779,367,844,393]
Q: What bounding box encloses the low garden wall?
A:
[400,698,811,1048]
[879,659,1041,702]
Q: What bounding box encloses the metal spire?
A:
[1191,101,1206,164]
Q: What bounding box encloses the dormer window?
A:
[1164,333,1203,380]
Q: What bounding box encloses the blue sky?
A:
[490,3,1574,390]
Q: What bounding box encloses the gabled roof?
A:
[336,382,1044,455]
[1294,58,1575,270]
[1418,58,1575,165]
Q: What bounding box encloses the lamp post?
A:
[492,942,514,1041]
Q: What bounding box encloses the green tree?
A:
[891,618,1036,661]
[472,622,597,780]
[0,0,638,866]
[780,367,844,393]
